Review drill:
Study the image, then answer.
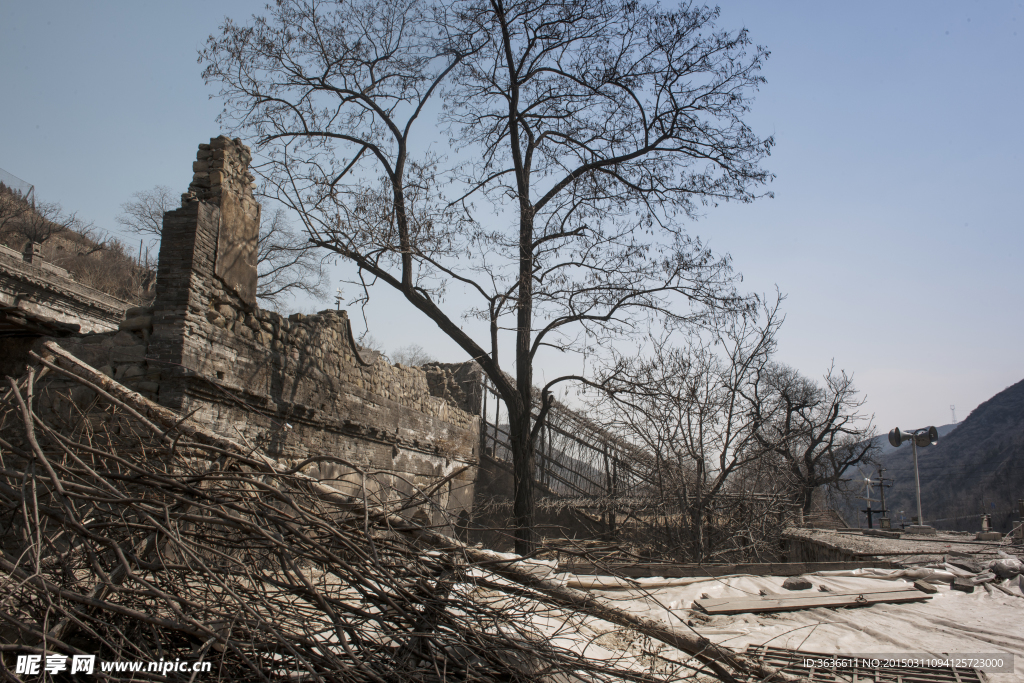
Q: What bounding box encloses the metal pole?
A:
[479,379,488,459]
[878,466,887,517]
[912,439,924,525]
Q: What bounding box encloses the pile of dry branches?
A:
[0,343,788,682]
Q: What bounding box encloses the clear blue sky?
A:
[2,1,1022,435]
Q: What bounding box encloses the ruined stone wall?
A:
[140,136,480,522]
[0,243,129,334]
[12,136,480,527]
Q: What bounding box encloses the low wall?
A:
[0,243,129,334]
[781,529,864,563]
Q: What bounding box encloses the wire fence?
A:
[0,166,35,205]
[478,377,658,502]
[475,376,800,562]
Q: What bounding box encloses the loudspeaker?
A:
[888,426,939,449]
[914,425,939,447]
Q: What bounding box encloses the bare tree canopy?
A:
[256,207,330,308]
[0,192,88,248]
[202,0,774,552]
[117,186,329,309]
[751,363,878,515]
[391,344,437,366]
[0,186,35,235]
[594,296,787,561]
[116,185,176,241]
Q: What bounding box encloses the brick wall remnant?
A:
[23,136,481,528]
[182,136,260,306]
[147,136,478,524]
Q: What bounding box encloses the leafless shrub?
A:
[41,236,156,305]
[390,345,436,367]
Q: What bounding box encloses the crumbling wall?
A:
[43,136,479,525]
[0,243,129,334]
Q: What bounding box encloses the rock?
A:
[112,330,140,346]
[136,381,160,393]
[951,577,975,593]
[111,345,146,363]
[119,315,153,331]
[782,576,813,591]
[97,365,114,378]
[970,571,997,586]
[818,585,832,592]
[913,580,938,594]
[989,558,1024,579]
[122,365,145,379]
[125,306,153,319]
[946,557,985,574]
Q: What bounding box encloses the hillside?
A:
[863,379,1024,532]
[0,183,154,304]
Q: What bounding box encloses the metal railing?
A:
[477,377,658,502]
[0,167,35,206]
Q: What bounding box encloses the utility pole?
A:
[860,476,880,529]
[877,465,894,529]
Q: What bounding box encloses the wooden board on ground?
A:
[558,560,896,578]
[694,587,929,615]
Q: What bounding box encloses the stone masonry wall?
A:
[23,136,480,527]
[139,136,480,523]
[0,243,129,334]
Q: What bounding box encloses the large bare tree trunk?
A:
[509,406,536,555]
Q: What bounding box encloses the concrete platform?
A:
[784,527,1019,565]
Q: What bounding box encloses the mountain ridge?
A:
[844,378,1024,532]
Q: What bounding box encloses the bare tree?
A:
[0,186,34,236]
[391,344,437,366]
[256,207,329,307]
[202,0,773,553]
[118,186,328,309]
[0,198,87,248]
[594,296,786,561]
[116,185,176,241]
[751,363,878,515]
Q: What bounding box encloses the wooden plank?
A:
[558,560,896,578]
[698,586,915,608]
[695,588,929,615]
